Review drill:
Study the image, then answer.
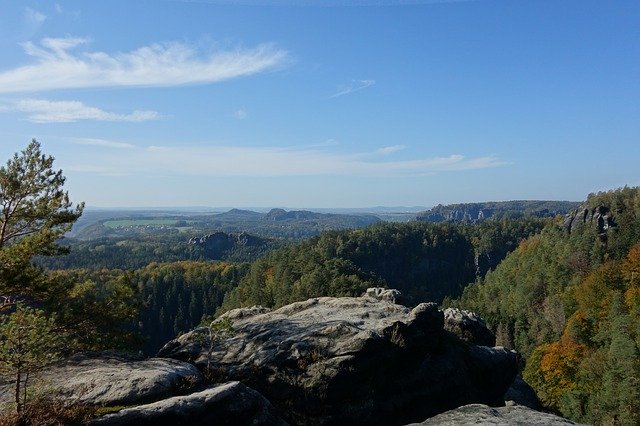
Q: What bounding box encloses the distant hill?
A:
[416,200,580,223]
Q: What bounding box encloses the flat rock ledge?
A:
[159,290,518,425]
[91,381,287,426]
[408,403,586,426]
[0,353,203,407]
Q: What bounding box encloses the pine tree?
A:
[0,304,68,416]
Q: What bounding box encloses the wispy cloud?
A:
[0,37,289,93]
[8,99,160,123]
[73,138,136,149]
[25,8,47,25]
[376,145,406,155]
[233,109,248,119]
[329,79,375,98]
[64,142,507,177]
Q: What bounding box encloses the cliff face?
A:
[416,201,580,223]
[188,231,270,259]
[562,205,616,238]
[158,289,518,425]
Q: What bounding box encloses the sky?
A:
[0,0,638,209]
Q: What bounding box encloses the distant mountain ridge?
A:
[416,200,580,223]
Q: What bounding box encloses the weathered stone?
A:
[0,353,203,407]
[444,307,496,346]
[158,292,518,425]
[363,287,407,305]
[407,403,585,425]
[91,381,287,426]
[504,376,541,410]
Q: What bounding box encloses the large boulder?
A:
[504,376,542,410]
[407,403,585,425]
[0,353,203,407]
[443,307,496,346]
[91,381,287,426]
[158,291,518,425]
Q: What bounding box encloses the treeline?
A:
[221,218,547,311]
[416,200,579,223]
[37,233,279,270]
[52,261,249,355]
[455,186,640,424]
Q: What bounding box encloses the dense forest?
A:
[220,218,547,311]
[51,261,249,355]
[454,186,640,424]
[37,231,279,270]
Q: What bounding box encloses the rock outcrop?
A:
[443,307,496,346]
[158,291,518,425]
[188,231,269,260]
[91,381,287,426]
[408,403,585,425]
[504,376,542,410]
[563,205,616,238]
[0,354,203,407]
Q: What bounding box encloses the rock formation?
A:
[443,307,496,347]
[563,205,616,238]
[158,290,518,425]
[407,403,585,425]
[0,353,203,407]
[91,381,286,426]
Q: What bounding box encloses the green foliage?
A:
[0,304,69,416]
[53,261,250,355]
[0,142,137,355]
[0,140,83,299]
[221,219,545,311]
[457,186,640,424]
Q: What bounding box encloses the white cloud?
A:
[0,37,289,93]
[329,79,375,98]
[65,142,508,177]
[73,138,136,149]
[376,145,406,155]
[25,8,47,25]
[10,99,159,123]
[233,109,247,119]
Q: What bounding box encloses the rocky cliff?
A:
[1,289,581,425]
[158,289,518,425]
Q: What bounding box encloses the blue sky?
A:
[0,1,638,208]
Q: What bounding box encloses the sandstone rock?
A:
[504,376,541,410]
[362,287,407,305]
[158,291,518,425]
[0,353,203,407]
[91,381,287,426]
[407,403,585,425]
[443,307,496,346]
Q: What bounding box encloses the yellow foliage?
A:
[535,338,586,409]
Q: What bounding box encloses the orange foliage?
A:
[537,337,586,406]
[516,236,541,254]
[623,243,640,287]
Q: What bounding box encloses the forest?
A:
[1,141,639,424]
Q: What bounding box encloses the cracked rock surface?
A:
[159,291,517,425]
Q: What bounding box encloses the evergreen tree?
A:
[0,140,83,302]
[0,304,68,416]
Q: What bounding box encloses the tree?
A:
[0,140,83,302]
[0,304,68,417]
